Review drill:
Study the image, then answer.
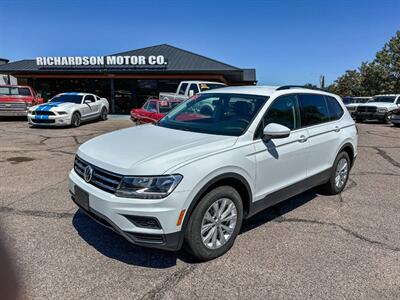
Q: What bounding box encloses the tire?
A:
[184,186,243,261]
[321,151,351,195]
[356,117,363,123]
[100,107,108,121]
[383,112,392,124]
[71,112,81,127]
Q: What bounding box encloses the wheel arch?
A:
[338,142,355,167]
[177,172,253,249]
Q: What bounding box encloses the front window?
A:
[199,83,225,92]
[0,87,31,96]
[158,93,268,136]
[49,94,83,104]
[372,96,396,103]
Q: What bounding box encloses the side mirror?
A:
[84,100,91,104]
[37,97,44,104]
[188,90,195,97]
[262,123,291,141]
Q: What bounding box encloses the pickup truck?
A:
[354,94,400,123]
[0,85,43,116]
[159,81,226,102]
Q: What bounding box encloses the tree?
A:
[330,70,362,96]
[331,30,400,96]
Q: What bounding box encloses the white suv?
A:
[69,86,357,261]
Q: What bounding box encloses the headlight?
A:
[115,174,183,199]
[58,111,68,115]
[377,108,388,113]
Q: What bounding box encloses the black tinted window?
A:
[84,95,96,102]
[326,96,343,121]
[298,94,330,126]
[189,84,199,94]
[264,95,299,130]
[179,83,188,95]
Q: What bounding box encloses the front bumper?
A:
[0,110,28,117]
[354,111,387,120]
[69,169,188,251]
[391,114,400,124]
[28,113,71,126]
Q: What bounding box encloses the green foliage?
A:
[330,31,400,96]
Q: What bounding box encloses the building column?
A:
[110,78,115,114]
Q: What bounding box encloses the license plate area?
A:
[74,186,89,211]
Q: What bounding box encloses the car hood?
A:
[32,102,76,111]
[358,102,396,108]
[77,124,238,175]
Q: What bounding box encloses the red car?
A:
[0,85,43,117]
[130,99,180,124]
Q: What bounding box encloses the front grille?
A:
[74,156,123,194]
[357,106,377,113]
[33,111,55,116]
[0,102,27,111]
[31,119,55,124]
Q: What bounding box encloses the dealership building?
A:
[0,44,257,114]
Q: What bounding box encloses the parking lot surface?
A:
[0,119,399,299]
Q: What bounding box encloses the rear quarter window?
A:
[326,96,344,121]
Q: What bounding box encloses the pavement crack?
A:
[140,265,197,300]
[274,217,400,252]
[373,147,400,169]
[0,206,75,219]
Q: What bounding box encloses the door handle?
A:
[334,126,340,132]
[298,135,308,143]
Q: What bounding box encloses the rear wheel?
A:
[321,151,350,195]
[100,107,108,121]
[71,112,81,127]
[184,186,243,261]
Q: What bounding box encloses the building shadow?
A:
[72,189,319,267]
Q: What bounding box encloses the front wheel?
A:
[71,112,81,127]
[383,112,392,124]
[321,151,351,195]
[184,186,243,261]
[100,107,108,121]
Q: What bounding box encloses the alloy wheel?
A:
[201,198,237,250]
[335,158,348,189]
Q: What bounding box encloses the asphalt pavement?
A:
[0,118,399,299]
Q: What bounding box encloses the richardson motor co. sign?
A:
[35,55,168,67]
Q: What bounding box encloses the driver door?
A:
[253,94,309,202]
[82,95,98,118]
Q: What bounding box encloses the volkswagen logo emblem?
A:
[84,165,93,182]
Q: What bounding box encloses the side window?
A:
[326,96,344,121]
[178,83,188,95]
[84,95,96,103]
[298,94,330,127]
[142,101,149,110]
[148,101,157,112]
[396,96,400,104]
[189,84,199,94]
[255,95,299,139]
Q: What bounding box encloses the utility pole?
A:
[320,75,325,89]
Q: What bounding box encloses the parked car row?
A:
[343,94,400,126]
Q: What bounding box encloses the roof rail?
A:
[276,85,326,92]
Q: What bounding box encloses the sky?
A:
[0,0,399,85]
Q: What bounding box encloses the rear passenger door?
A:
[298,94,344,177]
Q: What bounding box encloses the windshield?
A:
[0,87,31,96]
[372,96,396,103]
[199,83,225,92]
[159,101,180,114]
[158,93,268,136]
[50,94,83,104]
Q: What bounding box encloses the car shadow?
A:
[72,189,319,267]
[0,116,27,122]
